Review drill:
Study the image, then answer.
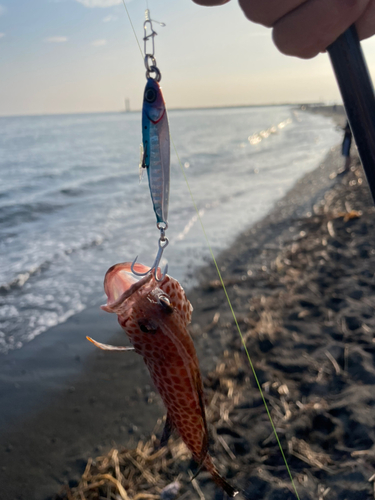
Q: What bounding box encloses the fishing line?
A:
[121,0,143,58]
[172,141,301,500]
[121,4,301,499]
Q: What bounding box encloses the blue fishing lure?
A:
[142,78,170,227]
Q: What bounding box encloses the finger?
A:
[192,0,231,5]
[238,0,308,28]
[356,0,375,40]
[272,0,372,58]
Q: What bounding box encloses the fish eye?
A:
[144,88,157,103]
[159,296,173,314]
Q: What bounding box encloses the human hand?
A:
[192,0,375,59]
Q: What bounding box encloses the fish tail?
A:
[204,455,239,497]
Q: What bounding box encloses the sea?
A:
[0,106,341,354]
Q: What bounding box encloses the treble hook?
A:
[131,236,169,282]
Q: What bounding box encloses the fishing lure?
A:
[141,77,170,228]
[132,10,170,281]
[88,262,238,497]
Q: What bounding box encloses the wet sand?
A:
[3,106,374,500]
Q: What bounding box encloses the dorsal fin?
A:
[192,372,209,472]
[160,413,174,448]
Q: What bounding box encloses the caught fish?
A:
[88,262,238,497]
[142,78,170,227]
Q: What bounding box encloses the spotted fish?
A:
[88,262,238,497]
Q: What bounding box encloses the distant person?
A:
[192,0,375,59]
[342,121,352,172]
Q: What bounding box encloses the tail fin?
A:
[204,455,239,497]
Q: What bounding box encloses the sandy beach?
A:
[2,106,375,500]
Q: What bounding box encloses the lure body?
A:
[94,262,237,497]
[142,78,170,226]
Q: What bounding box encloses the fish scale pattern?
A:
[103,264,237,496]
[118,275,206,460]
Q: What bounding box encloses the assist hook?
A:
[131,225,169,282]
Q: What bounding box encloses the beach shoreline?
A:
[0,106,361,500]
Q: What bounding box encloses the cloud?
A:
[103,14,118,22]
[91,39,107,46]
[75,0,122,7]
[44,36,68,43]
[0,5,6,15]
[0,33,4,39]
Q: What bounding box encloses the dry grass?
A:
[56,353,244,500]
[57,438,188,500]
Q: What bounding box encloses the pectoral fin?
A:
[86,336,135,351]
[160,413,174,448]
[196,374,209,464]
[190,373,209,480]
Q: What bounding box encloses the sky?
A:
[1,0,375,116]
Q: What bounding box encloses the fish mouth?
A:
[102,262,153,312]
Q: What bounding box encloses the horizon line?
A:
[0,101,341,119]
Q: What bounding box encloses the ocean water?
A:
[0,107,341,353]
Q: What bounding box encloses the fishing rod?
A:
[328,25,375,204]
